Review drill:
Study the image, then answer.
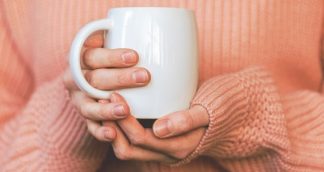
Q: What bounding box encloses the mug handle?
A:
[69,19,112,99]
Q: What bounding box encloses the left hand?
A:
[107,93,209,163]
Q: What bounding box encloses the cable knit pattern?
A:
[0,0,323,172]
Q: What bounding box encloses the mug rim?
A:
[108,7,194,13]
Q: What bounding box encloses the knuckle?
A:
[86,123,97,138]
[181,113,194,131]
[117,71,130,85]
[86,71,99,88]
[98,105,113,119]
[129,134,145,145]
[98,106,108,118]
[114,147,131,160]
[87,123,106,142]
[94,129,106,142]
[128,130,147,145]
[80,103,92,117]
[91,132,104,142]
[80,104,89,116]
[83,49,97,66]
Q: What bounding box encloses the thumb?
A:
[153,105,209,138]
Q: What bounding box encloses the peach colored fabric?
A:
[0,0,323,171]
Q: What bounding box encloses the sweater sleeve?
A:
[176,67,324,171]
[0,12,109,172]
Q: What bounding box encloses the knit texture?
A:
[0,0,323,172]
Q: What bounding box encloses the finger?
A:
[142,128,205,160]
[111,93,203,160]
[81,31,105,69]
[83,48,138,69]
[111,122,174,163]
[65,69,89,90]
[72,91,129,120]
[110,92,146,137]
[153,105,209,138]
[115,111,204,159]
[85,67,150,90]
[101,99,114,127]
[86,119,116,142]
[80,47,90,69]
[110,92,127,103]
[84,31,104,48]
[63,69,79,91]
[111,93,158,150]
[116,114,199,159]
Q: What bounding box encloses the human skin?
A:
[63,32,210,163]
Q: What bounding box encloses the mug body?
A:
[105,7,198,119]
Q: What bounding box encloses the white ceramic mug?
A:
[70,7,198,119]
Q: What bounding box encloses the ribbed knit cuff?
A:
[35,76,109,170]
[172,69,247,166]
[173,66,283,166]
[2,75,109,171]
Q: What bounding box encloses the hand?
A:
[108,93,209,163]
[63,31,151,142]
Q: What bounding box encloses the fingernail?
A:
[132,70,148,83]
[104,129,113,140]
[113,104,126,117]
[153,119,172,138]
[122,51,137,64]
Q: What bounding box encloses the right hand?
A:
[63,31,151,142]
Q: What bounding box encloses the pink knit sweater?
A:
[0,0,323,171]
